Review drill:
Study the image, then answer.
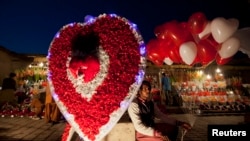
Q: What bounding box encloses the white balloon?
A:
[233,27,250,57]
[218,37,240,59]
[211,17,239,43]
[179,41,197,65]
[163,57,173,65]
[198,21,211,40]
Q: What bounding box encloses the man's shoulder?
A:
[2,78,10,82]
[3,78,9,80]
[131,97,138,103]
[129,98,139,107]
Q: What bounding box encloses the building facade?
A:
[0,46,47,86]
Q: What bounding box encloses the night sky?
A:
[0,0,250,55]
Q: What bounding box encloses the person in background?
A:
[15,79,28,104]
[161,73,172,106]
[44,83,62,125]
[0,72,18,107]
[128,80,191,141]
[30,84,45,120]
[30,89,44,120]
[2,72,17,91]
[30,95,44,120]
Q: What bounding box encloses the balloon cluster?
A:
[147,12,240,66]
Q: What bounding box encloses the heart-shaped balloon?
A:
[211,17,239,43]
[187,12,208,34]
[234,27,250,57]
[198,21,211,40]
[196,39,217,65]
[47,14,146,141]
[215,54,232,65]
[179,41,197,65]
[163,57,173,65]
[218,37,240,59]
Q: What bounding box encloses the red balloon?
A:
[191,56,201,66]
[151,59,164,67]
[157,39,171,57]
[205,35,220,50]
[179,22,188,29]
[154,24,166,39]
[197,39,217,65]
[146,39,169,66]
[156,20,193,46]
[166,40,183,63]
[216,55,232,65]
[188,12,208,34]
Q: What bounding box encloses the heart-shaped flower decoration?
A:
[47,14,146,141]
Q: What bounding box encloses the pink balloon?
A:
[179,41,197,65]
[218,37,240,59]
[211,17,239,43]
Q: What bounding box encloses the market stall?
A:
[170,68,250,114]
[0,63,48,117]
[145,12,250,114]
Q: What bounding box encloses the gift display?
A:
[172,69,250,114]
[0,67,47,118]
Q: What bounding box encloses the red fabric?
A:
[69,55,100,82]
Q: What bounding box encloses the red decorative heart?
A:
[69,55,100,82]
[47,14,146,141]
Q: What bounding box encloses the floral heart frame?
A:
[47,14,146,141]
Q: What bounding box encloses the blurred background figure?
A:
[44,83,62,125]
[161,73,172,106]
[30,83,45,120]
[0,72,18,107]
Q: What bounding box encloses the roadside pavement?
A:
[175,114,245,141]
[0,113,246,141]
[0,117,66,141]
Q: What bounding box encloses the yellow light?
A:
[39,62,44,67]
[216,68,221,73]
[206,74,211,80]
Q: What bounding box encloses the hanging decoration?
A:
[147,12,241,66]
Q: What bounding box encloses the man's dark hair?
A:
[140,80,151,91]
[9,72,16,78]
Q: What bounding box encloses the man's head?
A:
[9,72,16,78]
[138,80,151,100]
